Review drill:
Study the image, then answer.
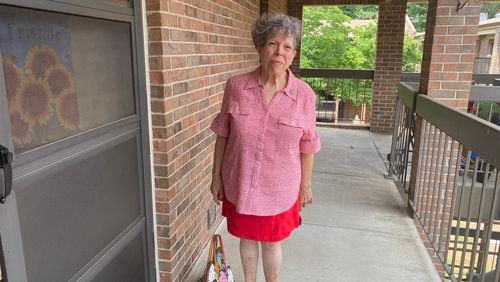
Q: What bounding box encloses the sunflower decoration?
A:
[25,45,58,80]
[1,56,23,109]
[17,76,52,126]
[56,89,80,131]
[45,63,74,98]
[10,110,33,145]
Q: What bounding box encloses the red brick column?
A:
[261,0,288,14]
[419,0,480,104]
[410,0,481,278]
[145,1,260,280]
[371,0,408,132]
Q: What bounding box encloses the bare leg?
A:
[240,239,259,282]
[261,241,282,282]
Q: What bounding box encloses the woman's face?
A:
[258,32,297,77]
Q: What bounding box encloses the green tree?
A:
[481,3,500,19]
[346,24,377,69]
[300,6,423,105]
[300,6,351,68]
[403,34,422,72]
[407,3,427,33]
[340,5,378,20]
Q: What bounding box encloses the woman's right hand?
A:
[210,175,224,205]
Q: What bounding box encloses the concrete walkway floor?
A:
[186,128,440,282]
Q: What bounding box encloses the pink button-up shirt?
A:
[210,68,321,216]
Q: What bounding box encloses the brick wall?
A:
[414,217,447,279]
[371,0,407,132]
[145,1,260,280]
[261,0,288,14]
[419,0,480,106]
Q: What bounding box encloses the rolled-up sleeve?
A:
[210,113,230,137]
[210,80,233,138]
[300,91,321,154]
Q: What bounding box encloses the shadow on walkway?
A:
[187,127,440,282]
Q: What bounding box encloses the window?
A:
[1,5,136,153]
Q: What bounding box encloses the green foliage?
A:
[300,6,423,106]
[334,79,372,106]
[407,3,427,33]
[347,24,377,69]
[403,34,423,72]
[300,6,351,69]
[339,6,377,20]
[481,3,500,19]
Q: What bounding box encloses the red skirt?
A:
[222,197,301,242]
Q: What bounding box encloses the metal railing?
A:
[302,70,500,127]
[387,83,418,196]
[389,83,500,281]
[474,57,492,74]
[300,69,373,124]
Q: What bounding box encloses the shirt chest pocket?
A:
[277,116,304,149]
[227,104,250,136]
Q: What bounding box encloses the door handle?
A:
[0,145,13,204]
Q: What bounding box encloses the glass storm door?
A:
[0,1,154,281]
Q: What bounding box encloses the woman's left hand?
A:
[299,184,313,208]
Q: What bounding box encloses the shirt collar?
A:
[243,68,261,90]
[244,67,298,101]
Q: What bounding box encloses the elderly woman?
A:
[210,13,321,281]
